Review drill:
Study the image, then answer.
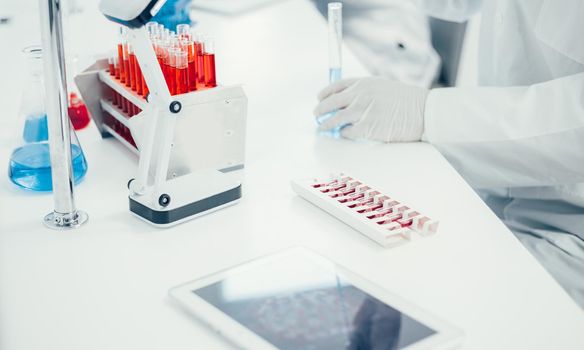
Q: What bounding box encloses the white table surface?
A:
[1,1,583,349]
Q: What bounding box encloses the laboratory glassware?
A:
[203,37,217,88]
[316,2,345,138]
[8,46,88,192]
[328,2,342,84]
[291,174,439,247]
[68,90,91,130]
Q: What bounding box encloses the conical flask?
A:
[8,46,88,192]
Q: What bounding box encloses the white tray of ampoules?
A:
[291,174,439,247]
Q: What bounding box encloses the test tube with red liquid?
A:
[177,24,190,40]
[153,38,167,85]
[145,21,158,38]
[167,48,179,95]
[185,39,197,91]
[175,50,189,94]
[118,27,127,84]
[113,56,120,80]
[194,33,205,88]
[203,37,217,88]
[132,50,143,96]
[128,45,138,92]
[123,42,131,88]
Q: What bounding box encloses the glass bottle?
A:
[8,46,88,192]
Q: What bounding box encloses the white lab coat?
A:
[419,0,584,307]
[313,0,440,87]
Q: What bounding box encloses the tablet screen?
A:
[192,253,436,350]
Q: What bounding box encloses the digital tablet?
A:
[169,247,463,350]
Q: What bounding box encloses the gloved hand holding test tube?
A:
[316,2,344,138]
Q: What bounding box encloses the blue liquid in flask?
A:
[9,143,88,192]
[317,67,347,138]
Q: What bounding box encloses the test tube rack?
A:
[76,59,247,179]
[75,55,247,227]
[291,174,439,247]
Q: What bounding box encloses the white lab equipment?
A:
[291,174,438,247]
[99,0,168,27]
[418,0,584,307]
[315,77,428,142]
[74,0,248,227]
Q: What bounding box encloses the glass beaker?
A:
[8,46,88,192]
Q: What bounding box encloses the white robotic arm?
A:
[99,0,168,28]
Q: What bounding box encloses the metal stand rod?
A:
[39,0,88,230]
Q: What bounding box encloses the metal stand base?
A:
[43,210,89,230]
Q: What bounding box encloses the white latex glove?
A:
[314,77,430,142]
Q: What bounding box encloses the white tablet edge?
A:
[169,246,464,350]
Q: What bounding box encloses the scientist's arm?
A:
[424,72,584,189]
[414,0,483,23]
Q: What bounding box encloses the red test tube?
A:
[113,56,120,80]
[128,45,137,91]
[175,50,188,94]
[203,37,217,88]
[186,39,197,91]
[167,48,179,95]
[154,38,168,83]
[123,43,131,88]
[118,27,127,84]
[194,33,205,88]
[133,52,143,95]
[177,24,191,40]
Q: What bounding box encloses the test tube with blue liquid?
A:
[317,2,343,138]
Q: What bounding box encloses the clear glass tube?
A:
[317,2,345,137]
[146,21,158,36]
[177,24,191,39]
[204,37,215,54]
[328,2,342,80]
[203,37,216,87]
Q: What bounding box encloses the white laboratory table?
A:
[1,1,583,349]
